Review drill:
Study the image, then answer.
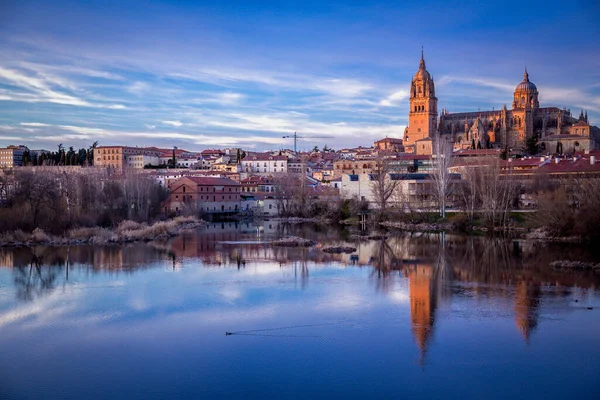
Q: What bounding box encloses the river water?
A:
[0,222,599,399]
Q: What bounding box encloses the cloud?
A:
[437,75,515,92]
[127,81,150,95]
[20,122,51,127]
[314,79,372,98]
[380,89,409,106]
[161,120,183,127]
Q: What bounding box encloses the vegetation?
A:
[0,216,203,246]
[22,142,98,167]
[0,168,168,235]
[529,177,600,241]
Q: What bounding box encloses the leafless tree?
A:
[456,164,480,223]
[370,154,400,218]
[431,138,454,218]
[477,159,519,228]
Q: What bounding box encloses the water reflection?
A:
[0,222,599,399]
[0,223,599,352]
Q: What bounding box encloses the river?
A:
[0,221,599,399]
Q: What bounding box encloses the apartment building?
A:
[0,145,29,168]
[94,146,162,172]
[241,154,288,174]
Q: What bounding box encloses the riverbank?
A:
[0,216,206,247]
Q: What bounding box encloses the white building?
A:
[126,155,160,169]
[241,155,288,174]
[340,172,436,209]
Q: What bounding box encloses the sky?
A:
[0,0,599,152]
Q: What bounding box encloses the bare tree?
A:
[370,154,400,218]
[431,138,454,218]
[456,164,480,223]
[477,159,519,228]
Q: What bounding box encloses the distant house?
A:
[166,176,241,215]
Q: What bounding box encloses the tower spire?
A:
[420,46,426,69]
[524,67,529,82]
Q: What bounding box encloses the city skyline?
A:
[1,0,599,151]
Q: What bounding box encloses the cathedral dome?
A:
[515,69,537,92]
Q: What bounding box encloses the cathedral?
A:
[402,52,600,154]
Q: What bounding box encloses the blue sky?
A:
[0,0,599,151]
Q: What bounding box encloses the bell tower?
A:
[404,49,438,151]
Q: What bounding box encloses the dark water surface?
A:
[0,222,599,399]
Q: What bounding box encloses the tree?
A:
[87,141,99,166]
[22,150,31,166]
[477,159,519,228]
[370,154,400,218]
[456,164,479,223]
[168,149,176,168]
[312,146,319,153]
[431,139,454,218]
[14,171,60,227]
[525,134,539,155]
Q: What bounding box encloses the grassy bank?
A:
[0,216,205,247]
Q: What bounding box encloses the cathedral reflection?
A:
[407,261,438,365]
[514,281,541,343]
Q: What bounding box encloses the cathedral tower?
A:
[511,69,539,143]
[404,50,438,151]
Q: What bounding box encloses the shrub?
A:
[31,228,51,243]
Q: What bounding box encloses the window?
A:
[183,186,186,193]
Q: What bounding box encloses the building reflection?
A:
[514,281,541,343]
[0,223,597,354]
[407,261,437,365]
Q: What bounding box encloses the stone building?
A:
[374,137,404,152]
[403,52,600,153]
[403,51,438,153]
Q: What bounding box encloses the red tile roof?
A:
[180,176,240,186]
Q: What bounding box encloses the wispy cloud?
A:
[161,120,183,127]
[380,89,409,106]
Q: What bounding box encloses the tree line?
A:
[0,168,168,234]
[21,142,98,167]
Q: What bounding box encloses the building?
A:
[403,51,438,152]
[126,154,160,169]
[402,52,600,153]
[374,137,405,152]
[94,146,162,172]
[241,154,288,174]
[340,172,438,209]
[0,145,29,168]
[166,176,241,215]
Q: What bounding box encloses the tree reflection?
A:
[12,251,61,301]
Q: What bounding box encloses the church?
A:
[402,52,600,154]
